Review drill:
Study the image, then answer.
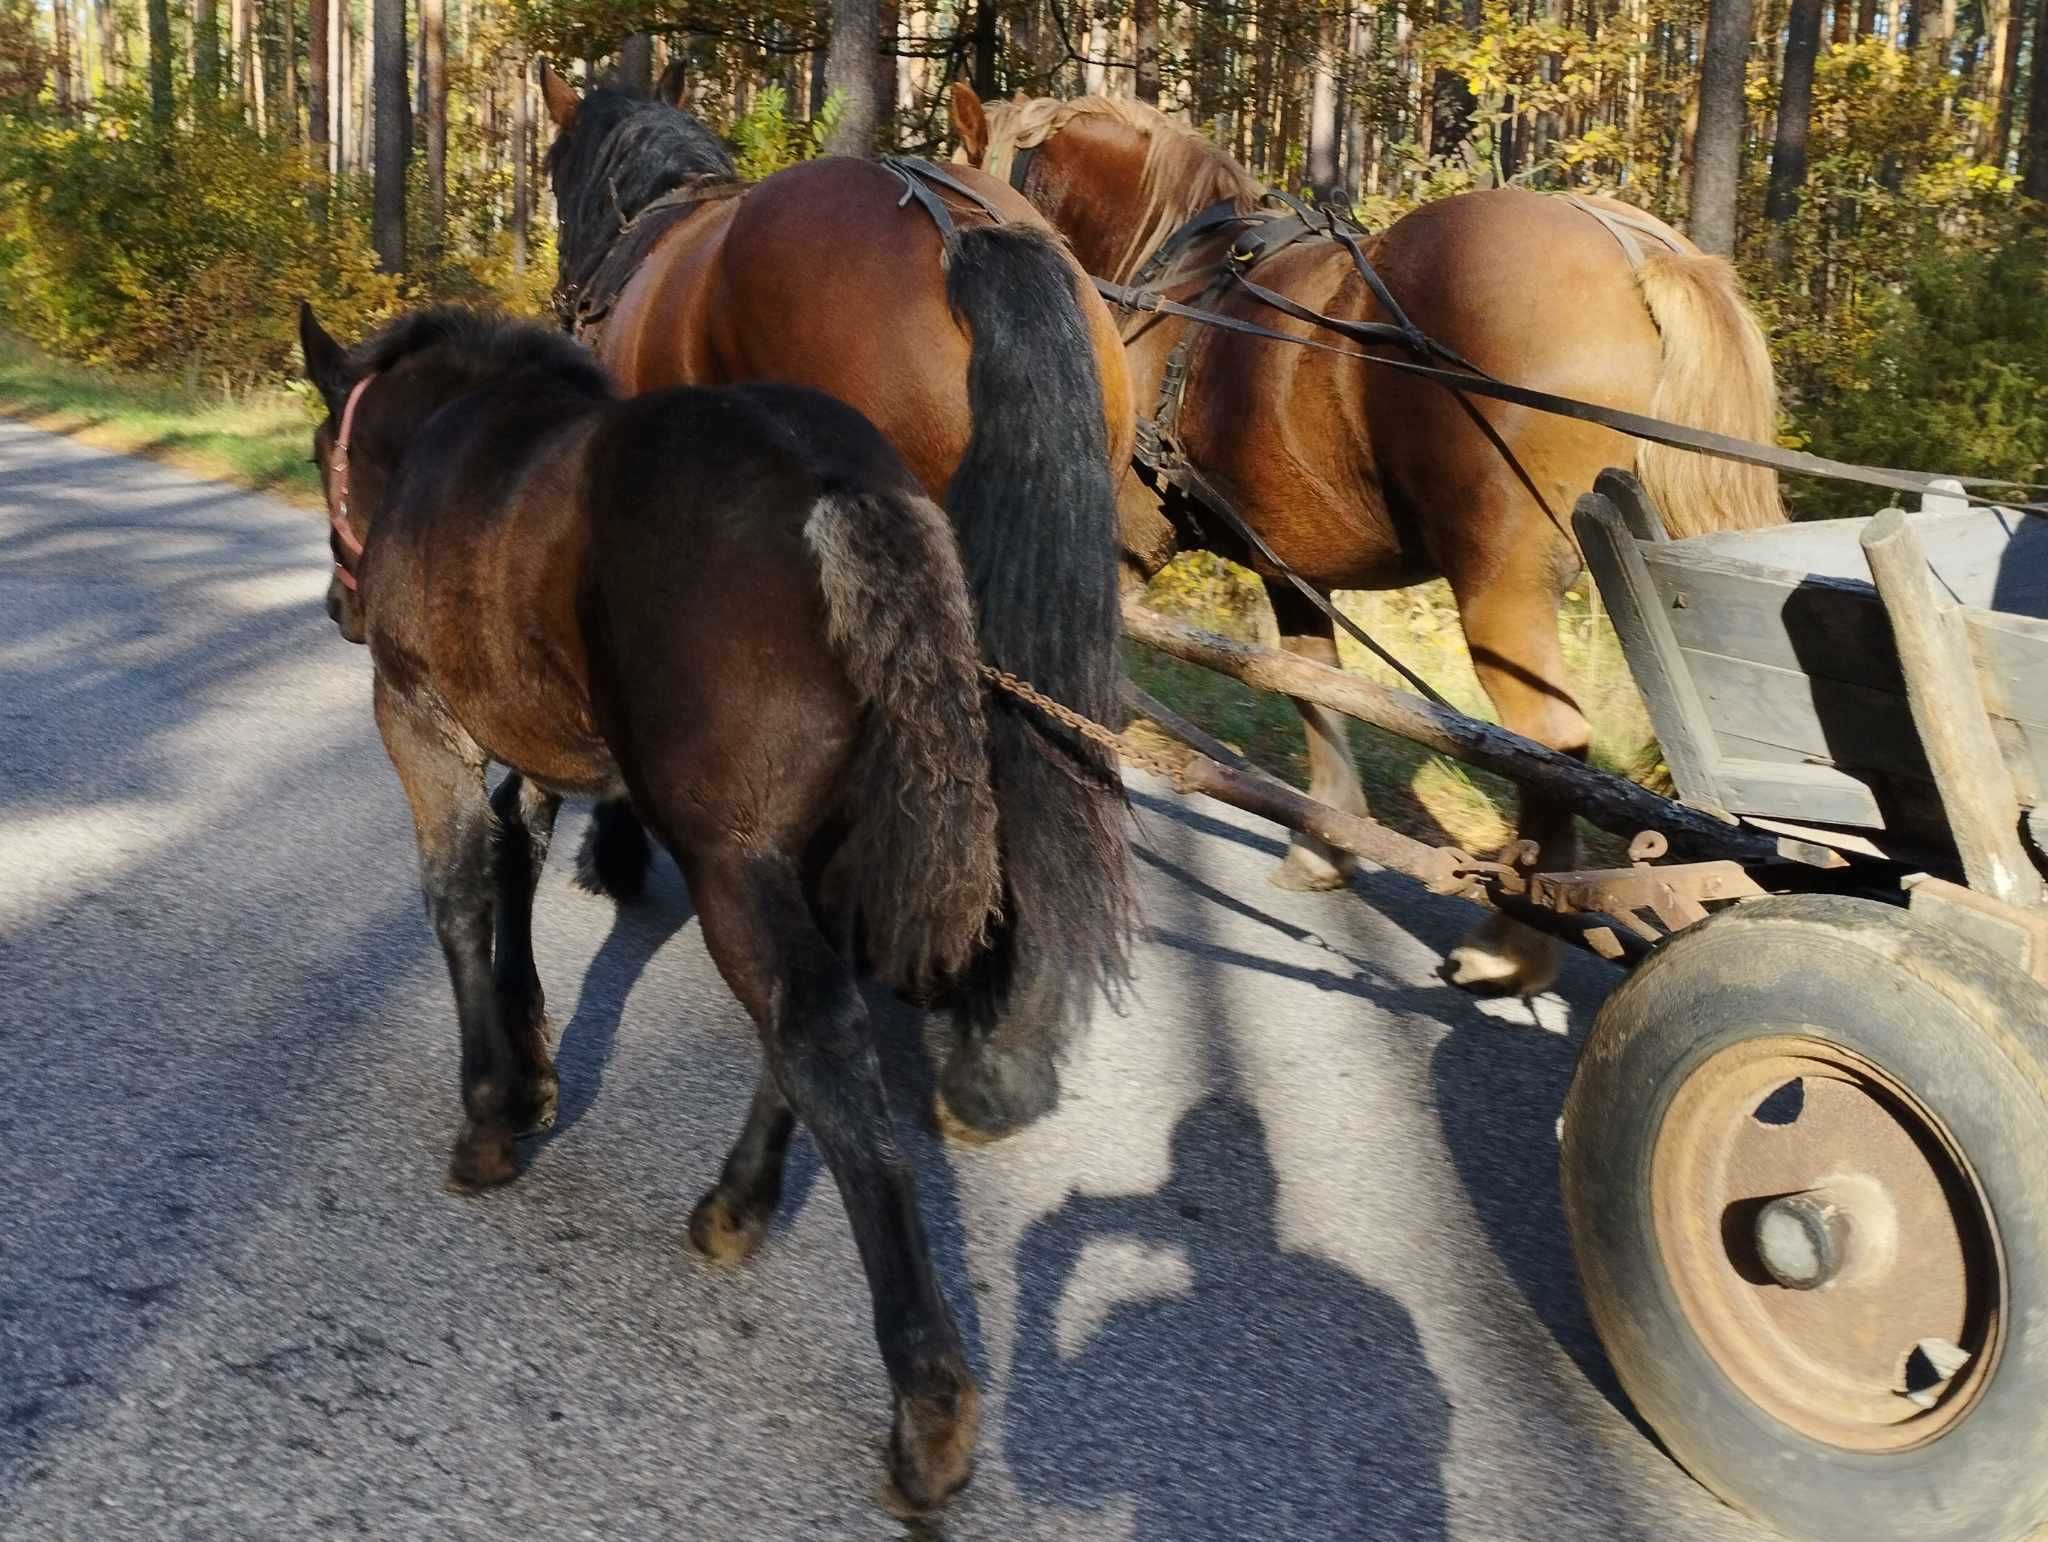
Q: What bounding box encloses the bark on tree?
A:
[973,0,996,97]
[424,0,446,255]
[876,0,898,141]
[1690,0,1753,253]
[146,0,173,127]
[1308,10,1341,198]
[195,0,221,102]
[309,0,330,159]
[513,55,532,271]
[1993,0,2032,168]
[2026,0,2048,197]
[1766,0,1823,263]
[51,0,72,111]
[1430,0,1481,159]
[823,0,882,150]
[1134,0,1160,102]
[618,32,653,93]
[373,0,407,271]
[98,0,120,88]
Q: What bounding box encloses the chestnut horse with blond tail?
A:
[951,85,1785,995]
[534,65,1137,1145]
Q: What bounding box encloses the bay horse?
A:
[299,299,1021,1510]
[950,87,1785,995]
[537,64,1134,1141]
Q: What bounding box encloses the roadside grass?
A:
[0,333,321,503]
[0,334,1667,867]
[1125,551,1666,865]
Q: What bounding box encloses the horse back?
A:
[594,156,1129,500]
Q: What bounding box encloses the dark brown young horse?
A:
[952,87,1786,994]
[538,65,1135,1140]
[299,299,1043,1510]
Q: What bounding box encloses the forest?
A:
[0,0,2043,509]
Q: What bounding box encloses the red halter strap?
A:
[327,373,375,592]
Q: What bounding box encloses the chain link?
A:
[978,664,1187,783]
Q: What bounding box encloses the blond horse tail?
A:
[1633,251,1786,537]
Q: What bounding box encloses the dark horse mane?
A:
[544,86,737,303]
[352,305,614,399]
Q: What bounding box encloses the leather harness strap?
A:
[327,373,374,593]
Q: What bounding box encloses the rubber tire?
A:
[1561,894,2048,1542]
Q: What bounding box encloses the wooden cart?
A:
[1123,469,2048,1542]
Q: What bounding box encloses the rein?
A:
[327,373,374,593]
[1096,193,2048,515]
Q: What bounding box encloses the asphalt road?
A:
[0,419,1773,1542]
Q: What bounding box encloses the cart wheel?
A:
[1562,895,2048,1542]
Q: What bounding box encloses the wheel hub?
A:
[1650,1036,2002,1451]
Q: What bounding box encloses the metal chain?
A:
[978,664,1187,783]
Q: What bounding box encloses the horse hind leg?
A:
[490,772,564,1133]
[686,843,977,1512]
[1444,564,1588,997]
[1263,581,1372,893]
[688,1070,795,1265]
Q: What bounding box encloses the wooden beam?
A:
[1861,509,2044,907]
[1123,599,1784,866]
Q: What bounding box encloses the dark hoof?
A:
[1269,841,1355,892]
[573,802,651,901]
[881,1374,979,1517]
[502,1067,559,1138]
[446,1121,520,1193]
[936,1039,1059,1145]
[687,1189,770,1265]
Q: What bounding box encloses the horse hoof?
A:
[1268,844,1354,892]
[1444,920,1562,998]
[446,1123,520,1193]
[512,1074,560,1138]
[687,1190,769,1265]
[935,1042,1058,1145]
[880,1374,979,1517]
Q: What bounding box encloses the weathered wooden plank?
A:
[1862,509,2043,907]
[1640,548,1904,695]
[1681,648,1933,782]
[1712,758,1886,827]
[1574,494,1726,811]
[1595,467,1669,543]
[1121,600,1787,864]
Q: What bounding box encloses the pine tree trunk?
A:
[423,0,445,255]
[1309,11,1341,197]
[618,32,652,93]
[1133,0,1160,102]
[1991,0,2029,164]
[1765,0,1823,261]
[373,0,406,270]
[876,0,898,142]
[147,0,173,126]
[823,0,881,150]
[52,0,73,110]
[973,0,997,97]
[513,53,531,271]
[2026,0,2048,197]
[1691,0,1753,253]
[309,0,330,159]
[196,0,221,102]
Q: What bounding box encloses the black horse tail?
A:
[805,486,1003,991]
[942,224,1134,1050]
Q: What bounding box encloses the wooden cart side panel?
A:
[1573,493,1727,813]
